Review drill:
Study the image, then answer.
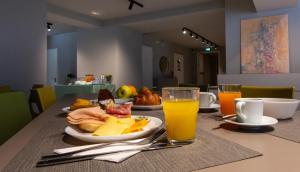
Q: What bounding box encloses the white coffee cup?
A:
[199,92,216,107]
[235,98,264,124]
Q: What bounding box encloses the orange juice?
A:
[218,92,241,115]
[163,99,199,141]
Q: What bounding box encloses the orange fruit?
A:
[128,85,137,95]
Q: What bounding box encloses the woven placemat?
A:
[3,112,262,172]
[268,113,300,143]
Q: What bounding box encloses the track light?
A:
[47,22,53,32]
[128,0,144,10]
[181,27,218,49]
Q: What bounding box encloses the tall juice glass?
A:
[218,84,241,115]
[162,87,200,145]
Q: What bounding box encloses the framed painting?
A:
[241,14,289,74]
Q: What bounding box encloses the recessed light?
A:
[91,11,101,16]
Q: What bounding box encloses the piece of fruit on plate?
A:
[116,85,132,99]
[122,119,149,134]
[69,98,96,111]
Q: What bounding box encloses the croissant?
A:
[134,87,161,105]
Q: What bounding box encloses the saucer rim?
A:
[199,103,220,109]
[224,115,278,127]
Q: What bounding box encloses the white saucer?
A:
[199,104,220,109]
[225,115,278,128]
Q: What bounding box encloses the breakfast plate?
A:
[225,116,278,128]
[199,104,220,110]
[65,115,163,143]
[62,106,71,113]
[132,104,163,110]
[91,98,133,104]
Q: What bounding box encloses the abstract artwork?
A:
[241,14,289,74]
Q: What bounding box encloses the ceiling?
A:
[47,22,77,36]
[47,0,300,48]
[47,0,212,20]
[47,0,225,48]
[129,9,225,47]
[253,0,298,12]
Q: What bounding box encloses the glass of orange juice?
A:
[162,87,200,145]
[218,84,241,115]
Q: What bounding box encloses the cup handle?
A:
[209,93,217,105]
[236,102,247,121]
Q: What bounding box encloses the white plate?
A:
[199,104,220,109]
[91,98,133,104]
[132,104,163,110]
[62,106,71,113]
[65,115,163,143]
[61,106,98,113]
[225,115,278,128]
[115,98,133,104]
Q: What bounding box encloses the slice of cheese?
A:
[92,116,135,136]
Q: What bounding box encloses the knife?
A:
[36,143,180,167]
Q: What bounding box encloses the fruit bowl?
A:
[261,98,300,119]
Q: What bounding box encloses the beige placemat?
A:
[268,113,300,143]
[3,113,262,172]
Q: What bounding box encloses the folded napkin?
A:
[54,139,147,163]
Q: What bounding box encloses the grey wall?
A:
[225,0,300,74]
[0,0,47,93]
[77,26,142,88]
[219,0,300,98]
[143,36,197,84]
[47,32,77,84]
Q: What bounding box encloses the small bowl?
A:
[260,98,300,119]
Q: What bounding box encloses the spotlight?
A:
[181,27,219,48]
[47,22,53,32]
[128,0,144,10]
[205,47,211,52]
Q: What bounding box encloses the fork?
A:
[41,128,166,159]
[37,143,180,167]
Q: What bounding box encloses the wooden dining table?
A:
[1,94,300,172]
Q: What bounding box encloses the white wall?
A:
[47,32,77,84]
[0,0,47,93]
[77,26,142,88]
[143,36,196,84]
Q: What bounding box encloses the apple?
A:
[117,85,132,98]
